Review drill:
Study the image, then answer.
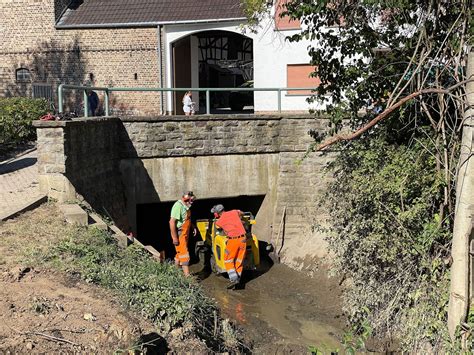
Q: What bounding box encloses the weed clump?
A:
[44,227,242,352]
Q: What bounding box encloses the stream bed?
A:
[193,261,345,353]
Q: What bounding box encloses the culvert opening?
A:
[136,195,265,262]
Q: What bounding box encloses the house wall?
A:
[163,19,321,113]
[253,25,320,112]
[1,0,319,115]
[0,0,163,115]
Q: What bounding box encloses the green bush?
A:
[44,227,242,352]
[0,97,49,147]
[325,131,452,351]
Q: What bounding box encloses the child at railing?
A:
[182,91,195,116]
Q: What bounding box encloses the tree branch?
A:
[30,331,79,346]
[315,78,474,152]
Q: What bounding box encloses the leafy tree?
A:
[244,0,471,211]
[243,0,472,351]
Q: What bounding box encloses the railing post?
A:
[58,84,64,113]
[206,90,211,115]
[277,88,282,113]
[104,89,109,116]
[83,90,89,117]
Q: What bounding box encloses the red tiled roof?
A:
[57,0,246,28]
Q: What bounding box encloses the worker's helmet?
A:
[210,204,224,214]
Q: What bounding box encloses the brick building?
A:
[0,0,321,115]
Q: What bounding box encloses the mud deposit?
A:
[193,261,345,353]
[0,268,158,353]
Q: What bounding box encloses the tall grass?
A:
[43,226,243,352]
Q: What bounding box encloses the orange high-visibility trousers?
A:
[174,211,191,266]
[224,236,247,282]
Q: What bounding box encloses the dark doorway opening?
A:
[198,31,254,113]
[171,30,254,114]
[172,36,191,115]
[136,195,265,263]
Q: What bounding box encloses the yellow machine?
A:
[195,212,260,274]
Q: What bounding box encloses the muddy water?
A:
[192,261,345,353]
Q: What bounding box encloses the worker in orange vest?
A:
[211,204,247,289]
[169,191,196,276]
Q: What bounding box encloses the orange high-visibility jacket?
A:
[216,210,246,237]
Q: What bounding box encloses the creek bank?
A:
[0,204,231,353]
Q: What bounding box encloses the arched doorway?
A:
[171,30,254,114]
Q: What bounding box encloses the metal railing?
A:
[33,83,54,103]
[57,84,317,116]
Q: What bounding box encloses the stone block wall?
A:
[276,151,336,274]
[34,117,128,228]
[119,115,319,158]
[36,124,71,201]
[0,0,162,115]
[276,117,336,272]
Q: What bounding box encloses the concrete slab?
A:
[0,195,48,222]
[144,245,162,261]
[109,224,132,248]
[59,204,88,226]
[89,212,108,230]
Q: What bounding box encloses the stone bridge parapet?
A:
[119,114,325,158]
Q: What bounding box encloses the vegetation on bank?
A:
[242,0,472,352]
[0,98,49,152]
[324,130,452,351]
[37,226,242,352]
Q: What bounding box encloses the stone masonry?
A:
[0,0,163,115]
[34,115,334,270]
[118,115,326,157]
[35,117,128,228]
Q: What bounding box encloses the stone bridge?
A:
[34,115,334,271]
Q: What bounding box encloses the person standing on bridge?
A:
[182,91,195,116]
[211,204,247,289]
[86,89,99,116]
[169,191,196,276]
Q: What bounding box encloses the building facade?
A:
[0,0,320,115]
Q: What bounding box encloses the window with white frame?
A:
[16,68,31,82]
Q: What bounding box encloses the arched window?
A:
[16,68,31,82]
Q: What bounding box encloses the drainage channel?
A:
[192,260,345,353]
[137,198,344,352]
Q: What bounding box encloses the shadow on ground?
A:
[0,157,37,174]
[133,332,169,354]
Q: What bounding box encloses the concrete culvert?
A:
[136,195,268,267]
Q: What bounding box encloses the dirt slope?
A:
[0,268,158,353]
[0,203,208,353]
